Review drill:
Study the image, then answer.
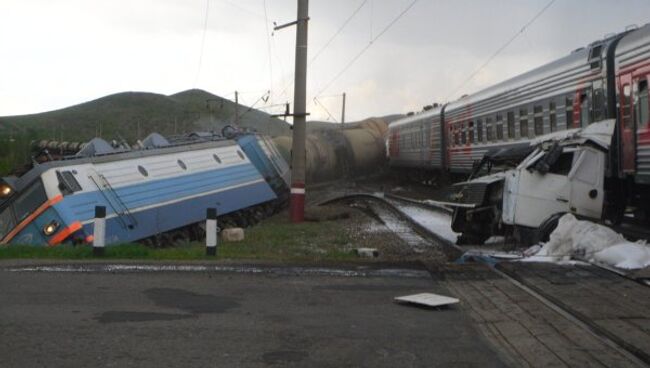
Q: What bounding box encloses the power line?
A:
[313,0,419,99]
[263,0,274,103]
[444,0,557,101]
[310,0,369,66]
[276,0,370,101]
[193,0,211,87]
[313,97,338,122]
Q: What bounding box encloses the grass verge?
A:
[0,213,359,262]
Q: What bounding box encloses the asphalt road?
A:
[0,264,507,367]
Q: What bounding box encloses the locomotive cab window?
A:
[13,181,47,223]
[0,205,15,241]
[637,79,649,127]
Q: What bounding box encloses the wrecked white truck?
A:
[448,119,646,245]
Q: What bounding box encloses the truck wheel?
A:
[538,213,565,243]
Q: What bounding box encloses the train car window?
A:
[461,124,467,144]
[56,170,82,195]
[485,118,492,141]
[496,114,504,140]
[449,127,458,146]
[519,108,528,138]
[637,80,649,127]
[622,84,632,130]
[476,120,483,142]
[507,112,515,139]
[549,102,557,132]
[593,87,605,121]
[589,45,602,69]
[467,121,474,143]
[13,181,47,222]
[579,93,590,127]
[534,105,543,136]
[565,97,574,129]
[454,127,460,146]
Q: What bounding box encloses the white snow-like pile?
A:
[397,205,458,243]
[525,214,650,269]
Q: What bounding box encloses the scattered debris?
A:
[395,293,459,308]
[356,248,379,258]
[221,228,245,242]
[524,214,650,270]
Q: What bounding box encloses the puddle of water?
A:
[94,311,194,324]
[144,288,240,314]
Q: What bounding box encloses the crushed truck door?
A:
[568,147,605,219]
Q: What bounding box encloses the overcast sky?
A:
[1,0,649,122]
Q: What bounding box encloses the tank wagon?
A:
[272,118,389,183]
[0,131,289,247]
[388,23,650,222]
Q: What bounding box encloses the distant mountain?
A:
[0,89,291,143]
[0,89,291,174]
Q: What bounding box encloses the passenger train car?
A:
[0,131,289,246]
[388,23,650,216]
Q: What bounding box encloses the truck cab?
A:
[449,120,615,245]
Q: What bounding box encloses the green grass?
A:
[0,214,359,262]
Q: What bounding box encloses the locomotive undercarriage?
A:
[139,197,288,248]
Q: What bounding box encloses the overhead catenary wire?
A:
[444,0,557,101]
[276,0,370,102]
[313,0,419,100]
[263,0,274,104]
[193,0,211,87]
[313,97,338,122]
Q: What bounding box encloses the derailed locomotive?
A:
[388,23,650,232]
[0,131,289,247]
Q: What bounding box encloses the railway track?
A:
[321,190,650,366]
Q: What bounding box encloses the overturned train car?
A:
[0,132,289,247]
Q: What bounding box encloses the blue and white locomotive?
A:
[0,131,289,247]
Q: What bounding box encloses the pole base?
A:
[290,192,305,223]
[206,247,216,256]
[93,247,104,257]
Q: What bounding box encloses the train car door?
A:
[634,76,649,182]
[618,73,636,174]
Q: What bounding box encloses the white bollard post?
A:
[206,208,218,256]
[93,206,106,256]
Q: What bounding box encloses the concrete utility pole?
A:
[234,90,239,127]
[289,0,309,223]
[273,0,309,222]
[341,92,346,126]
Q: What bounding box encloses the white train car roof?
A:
[615,23,650,66]
[388,107,443,130]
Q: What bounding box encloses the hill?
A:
[0,89,291,174]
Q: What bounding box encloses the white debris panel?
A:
[525,214,650,270]
[395,293,459,308]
